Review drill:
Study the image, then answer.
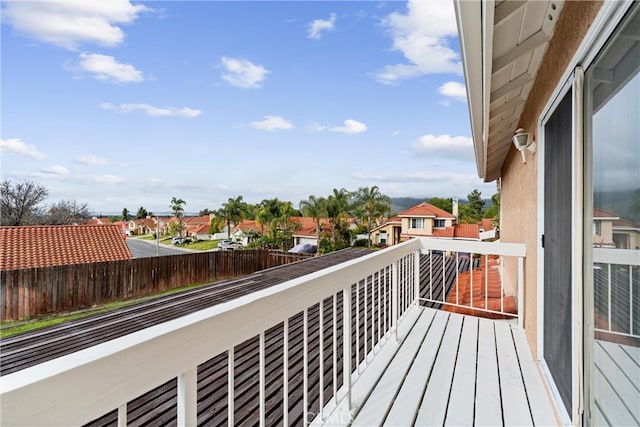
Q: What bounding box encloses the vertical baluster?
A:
[364,276,368,361]
[429,251,433,301]
[608,264,612,331]
[259,332,266,427]
[355,279,360,372]
[630,266,634,336]
[442,252,446,304]
[342,286,352,412]
[178,369,197,427]
[383,266,388,336]
[303,308,309,426]
[414,251,420,307]
[118,404,127,427]
[517,256,524,328]
[392,261,398,341]
[470,254,474,308]
[283,320,289,427]
[485,255,489,312]
[228,348,234,427]
[332,294,337,402]
[455,252,459,306]
[319,300,325,420]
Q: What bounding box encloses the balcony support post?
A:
[517,256,524,329]
[177,368,197,427]
[342,286,352,413]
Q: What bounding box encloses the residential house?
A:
[370,216,402,246]
[0,224,132,270]
[398,201,457,240]
[612,217,640,250]
[85,217,113,226]
[455,0,640,423]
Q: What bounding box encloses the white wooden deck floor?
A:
[318,306,558,427]
[594,340,640,426]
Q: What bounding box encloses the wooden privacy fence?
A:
[0,250,311,321]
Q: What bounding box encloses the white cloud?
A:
[41,165,69,175]
[374,0,461,84]
[250,115,294,131]
[75,154,108,166]
[2,0,148,50]
[411,134,474,161]
[352,170,480,185]
[438,81,467,102]
[307,122,328,132]
[0,138,47,159]
[308,13,336,40]
[74,53,143,83]
[100,102,202,117]
[221,57,270,89]
[330,119,368,134]
[92,174,125,184]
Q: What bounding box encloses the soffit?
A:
[457,0,564,182]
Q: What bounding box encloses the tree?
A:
[326,188,351,250]
[136,206,148,219]
[467,189,485,222]
[429,197,453,213]
[199,208,214,216]
[220,196,248,239]
[170,197,186,236]
[1,179,49,226]
[299,195,327,246]
[42,200,90,225]
[484,193,500,230]
[352,186,391,247]
[121,208,130,221]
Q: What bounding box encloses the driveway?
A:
[125,238,200,258]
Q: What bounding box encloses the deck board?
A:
[474,318,503,426]
[445,315,479,426]
[594,340,640,426]
[413,313,463,426]
[384,310,449,426]
[325,306,557,427]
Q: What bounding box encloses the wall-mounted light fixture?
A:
[512,128,536,164]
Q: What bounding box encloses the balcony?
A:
[2,238,553,426]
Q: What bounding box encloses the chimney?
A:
[452,197,458,220]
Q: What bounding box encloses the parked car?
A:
[171,236,192,245]
[288,243,317,254]
[217,240,242,250]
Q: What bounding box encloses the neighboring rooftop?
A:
[0,225,132,271]
[398,201,456,219]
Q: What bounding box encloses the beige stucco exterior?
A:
[499,1,603,355]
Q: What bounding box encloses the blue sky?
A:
[1,0,496,214]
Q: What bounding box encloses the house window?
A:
[434,219,445,228]
[593,221,601,236]
[410,218,424,229]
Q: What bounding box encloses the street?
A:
[125,238,198,258]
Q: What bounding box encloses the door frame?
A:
[535,2,635,424]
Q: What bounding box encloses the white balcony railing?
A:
[593,248,640,340]
[0,238,525,426]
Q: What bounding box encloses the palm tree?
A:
[326,188,351,243]
[353,186,391,247]
[170,197,186,236]
[299,195,327,246]
[221,196,248,239]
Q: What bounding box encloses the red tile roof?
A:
[478,218,494,231]
[613,218,640,229]
[593,208,619,219]
[444,255,516,319]
[398,202,456,219]
[431,227,455,238]
[0,225,132,270]
[454,223,479,239]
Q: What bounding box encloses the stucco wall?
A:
[500,1,603,354]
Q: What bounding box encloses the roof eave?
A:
[454,0,494,181]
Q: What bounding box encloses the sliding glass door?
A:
[585,5,640,425]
